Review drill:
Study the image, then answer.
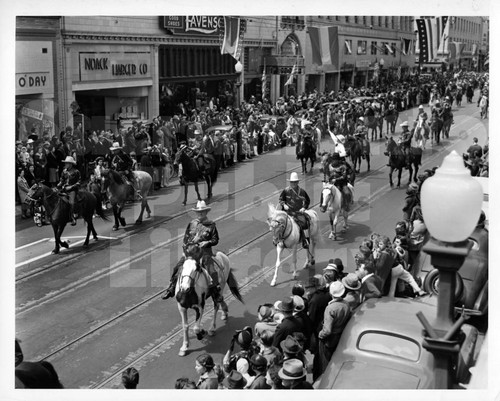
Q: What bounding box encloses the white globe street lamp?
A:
[417,150,483,389]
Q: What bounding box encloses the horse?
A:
[267,203,320,287]
[430,112,443,145]
[384,136,421,188]
[26,183,108,254]
[296,135,316,174]
[175,252,243,356]
[441,106,454,139]
[344,134,370,173]
[101,169,152,231]
[174,147,218,205]
[320,182,352,240]
[320,152,356,186]
[414,118,430,150]
[365,113,383,141]
[385,109,399,135]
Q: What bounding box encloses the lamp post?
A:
[417,150,483,389]
[234,61,243,106]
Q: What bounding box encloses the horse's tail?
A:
[227,269,244,304]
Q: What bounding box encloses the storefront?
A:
[68,44,157,132]
[158,16,241,115]
[16,40,56,141]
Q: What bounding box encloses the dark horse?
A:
[102,169,152,231]
[384,136,422,188]
[344,134,370,173]
[296,135,315,174]
[174,147,218,205]
[26,183,108,254]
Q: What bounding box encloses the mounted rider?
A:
[301,120,317,156]
[398,121,412,168]
[196,130,215,174]
[278,172,311,249]
[161,200,223,302]
[110,142,141,199]
[326,152,353,208]
[56,156,80,226]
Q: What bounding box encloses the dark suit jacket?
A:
[361,274,383,302]
[272,315,304,352]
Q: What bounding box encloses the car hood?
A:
[319,360,423,389]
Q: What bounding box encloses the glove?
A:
[283,204,289,211]
[299,208,306,213]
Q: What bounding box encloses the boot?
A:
[70,205,77,226]
[301,230,309,249]
[210,283,224,303]
[161,281,176,300]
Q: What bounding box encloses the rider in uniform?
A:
[278,172,311,249]
[301,120,317,156]
[161,200,223,302]
[110,142,141,198]
[398,121,412,168]
[57,156,81,226]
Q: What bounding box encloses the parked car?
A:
[314,297,480,389]
[413,178,489,317]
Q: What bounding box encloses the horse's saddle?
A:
[294,213,310,231]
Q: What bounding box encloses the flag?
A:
[416,17,449,63]
[472,43,478,55]
[402,38,412,55]
[450,41,465,60]
[397,65,402,80]
[344,40,352,55]
[285,64,297,86]
[385,43,394,54]
[221,17,245,60]
[309,26,340,68]
[373,61,379,81]
[261,65,267,98]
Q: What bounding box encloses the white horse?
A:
[267,203,320,287]
[175,252,243,356]
[319,182,354,240]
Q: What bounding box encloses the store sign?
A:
[162,16,223,35]
[356,60,371,68]
[16,72,52,94]
[21,107,44,120]
[79,53,151,82]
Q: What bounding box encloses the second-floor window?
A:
[357,40,367,55]
[371,41,378,55]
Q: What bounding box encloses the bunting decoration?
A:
[261,63,267,98]
[221,17,245,61]
[373,61,379,81]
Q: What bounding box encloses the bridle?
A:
[321,185,336,212]
[269,212,292,244]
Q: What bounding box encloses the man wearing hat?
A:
[110,142,141,198]
[222,370,247,389]
[56,156,81,225]
[161,200,223,302]
[384,103,398,134]
[195,129,216,175]
[402,182,420,221]
[279,358,313,389]
[278,172,311,248]
[324,152,353,208]
[316,281,351,377]
[248,354,271,389]
[342,273,362,312]
[300,120,317,156]
[272,296,304,352]
[223,326,258,374]
[398,121,412,168]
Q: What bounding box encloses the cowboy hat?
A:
[323,262,339,273]
[337,135,345,143]
[191,200,211,212]
[63,156,77,165]
[400,121,409,127]
[358,116,364,122]
[342,273,361,291]
[109,142,122,151]
[287,172,300,182]
[419,105,424,109]
[222,370,247,389]
[278,359,307,380]
[329,281,346,298]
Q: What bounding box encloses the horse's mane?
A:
[182,258,197,272]
[268,203,285,219]
[108,169,126,185]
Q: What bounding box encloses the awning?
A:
[73,78,153,91]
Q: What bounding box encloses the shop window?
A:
[371,41,378,55]
[345,16,350,23]
[357,40,367,55]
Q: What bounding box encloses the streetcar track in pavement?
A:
[16,123,469,315]
[32,114,478,387]
[14,159,306,282]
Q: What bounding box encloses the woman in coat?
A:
[17,169,31,219]
[195,353,219,389]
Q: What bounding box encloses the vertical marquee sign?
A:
[162,16,224,35]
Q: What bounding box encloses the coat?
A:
[17,176,30,203]
[272,315,304,352]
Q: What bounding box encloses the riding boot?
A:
[161,260,182,299]
[209,272,224,303]
[69,204,77,226]
[301,229,309,249]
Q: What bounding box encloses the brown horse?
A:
[102,169,152,231]
[26,183,108,254]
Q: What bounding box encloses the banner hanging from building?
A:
[309,26,339,71]
[220,16,245,61]
[416,16,449,63]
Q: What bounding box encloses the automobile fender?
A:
[423,268,464,302]
[472,279,488,315]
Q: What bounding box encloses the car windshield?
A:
[358,331,421,361]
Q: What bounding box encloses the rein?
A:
[271,212,292,245]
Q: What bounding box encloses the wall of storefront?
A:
[16,17,59,141]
